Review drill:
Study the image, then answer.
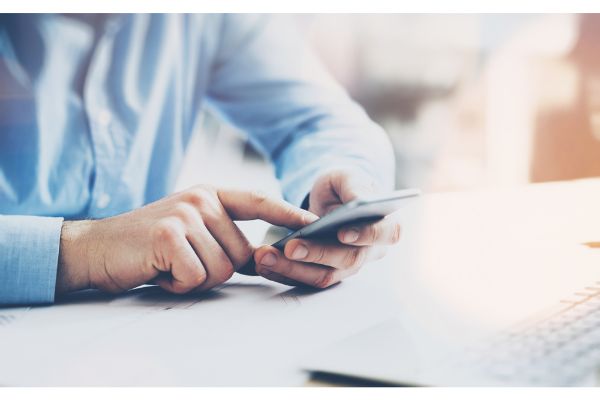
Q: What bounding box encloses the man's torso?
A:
[0,14,219,219]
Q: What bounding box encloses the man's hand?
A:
[56,186,316,296]
[253,169,401,288]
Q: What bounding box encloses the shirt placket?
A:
[83,18,128,218]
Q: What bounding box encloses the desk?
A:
[0,235,402,386]
[0,178,599,386]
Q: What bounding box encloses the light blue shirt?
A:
[0,14,394,306]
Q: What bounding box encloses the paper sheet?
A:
[0,257,399,386]
[0,308,30,327]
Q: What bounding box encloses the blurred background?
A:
[177,14,600,196]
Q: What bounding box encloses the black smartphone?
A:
[272,188,421,250]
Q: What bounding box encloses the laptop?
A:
[302,179,600,386]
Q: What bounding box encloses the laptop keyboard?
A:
[475,285,600,385]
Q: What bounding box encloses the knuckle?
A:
[222,261,235,281]
[216,255,235,282]
[343,247,365,269]
[311,245,326,264]
[151,220,179,244]
[192,268,208,286]
[315,269,335,289]
[250,189,269,206]
[185,187,223,220]
[222,267,235,282]
[184,186,213,208]
[172,203,196,222]
[175,270,205,293]
[199,203,222,224]
[183,190,204,207]
[181,267,208,292]
[367,224,380,243]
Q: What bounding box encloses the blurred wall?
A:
[186,14,600,195]
[300,14,600,191]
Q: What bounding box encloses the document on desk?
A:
[0,307,30,327]
[0,257,399,386]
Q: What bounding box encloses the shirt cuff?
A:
[0,215,63,306]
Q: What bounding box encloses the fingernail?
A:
[291,244,308,260]
[260,253,277,267]
[343,229,360,243]
[305,213,319,224]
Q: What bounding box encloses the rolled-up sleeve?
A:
[0,215,63,305]
[205,14,395,207]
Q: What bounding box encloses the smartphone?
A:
[272,188,421,250]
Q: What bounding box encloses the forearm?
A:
[204,15,395,206]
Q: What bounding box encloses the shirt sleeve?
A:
[205,14,395,207]
[0,215,63,305]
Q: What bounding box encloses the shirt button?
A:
[97,110,111,127]
[97,193,111,209]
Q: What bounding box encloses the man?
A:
[0,14,398,306]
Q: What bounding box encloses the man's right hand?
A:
[56,186,317,296]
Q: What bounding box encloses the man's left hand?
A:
[253,169,401,288]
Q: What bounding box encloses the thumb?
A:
[329,169,379,203]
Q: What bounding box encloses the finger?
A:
[196,198,255,270]
[186,221,236,291]
[283,239,378,270]
[338,218,402,246]
[168,202,238,289]
[218,189,318,229]
[254,246,357,289]
[152,222,207,294]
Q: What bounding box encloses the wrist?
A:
[56,220,96,294]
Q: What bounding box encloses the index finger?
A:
[218,189,318,229]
